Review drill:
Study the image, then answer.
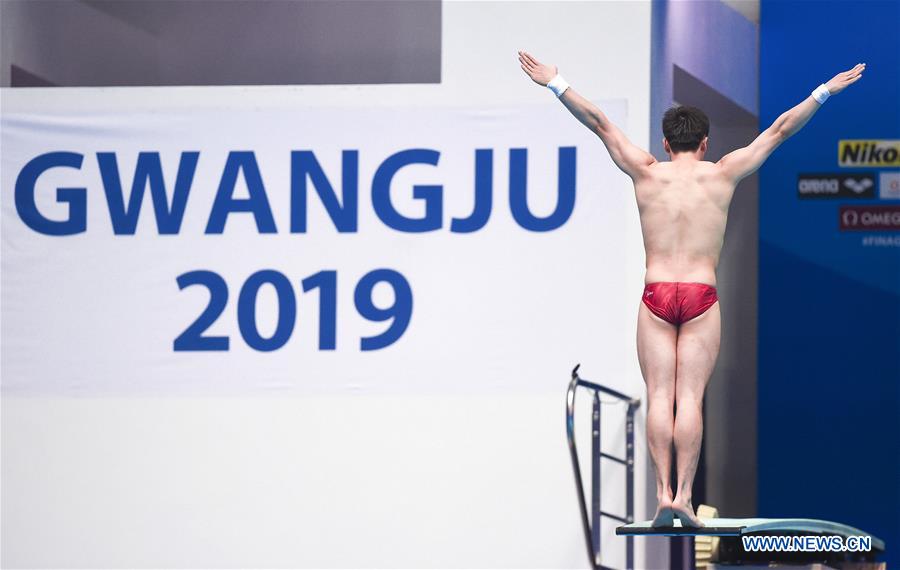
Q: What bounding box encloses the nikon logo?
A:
[838,140,900,167]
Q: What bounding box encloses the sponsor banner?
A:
[879,171,900,199]
[838,139,900,167]
[797,173,875,198]
[838,205,900,231]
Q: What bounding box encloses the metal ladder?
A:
[566,364,641,570]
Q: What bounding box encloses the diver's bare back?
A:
[517,49,866,290]
[634,161,734,287]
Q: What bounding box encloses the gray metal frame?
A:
[566,364,641,570]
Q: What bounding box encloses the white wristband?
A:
[812,83,830,104]
[547,74,570,97]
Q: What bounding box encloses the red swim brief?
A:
[641,282,718,325]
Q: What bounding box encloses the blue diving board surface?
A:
[616,518,885,552]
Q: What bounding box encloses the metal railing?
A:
[566,364,641,570]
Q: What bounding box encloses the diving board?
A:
[617,518,885,551]
[618,518,885,567]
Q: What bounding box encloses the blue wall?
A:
[650,0,758,159]
[759,0,900,562]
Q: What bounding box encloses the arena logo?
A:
[13,148,576,236]
[838,140,900,167]
[839,205,900,231]
[797,173,875,199]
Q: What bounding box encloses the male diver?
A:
[518,50,865,527]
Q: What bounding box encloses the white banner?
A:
[1,102,638,396]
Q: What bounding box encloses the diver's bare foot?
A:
[651,498,675,527]
[671,498,705,528]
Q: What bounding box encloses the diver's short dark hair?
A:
[662,105,709,153]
